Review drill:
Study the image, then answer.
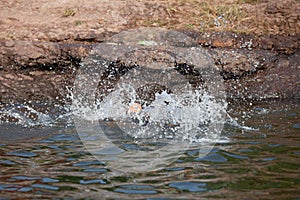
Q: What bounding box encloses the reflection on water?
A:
[0,100,299,199]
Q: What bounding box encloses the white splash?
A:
[71,81,228,143]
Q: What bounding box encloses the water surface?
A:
[0,100,299,199]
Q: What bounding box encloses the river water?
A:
[0,99,299,199]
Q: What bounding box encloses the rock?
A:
[0,41,92,70]
[209,48,277,79]
[225,50,300,99]
[0,70,75,104]
[0,28,299,103]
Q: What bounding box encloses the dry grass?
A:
[190,1,251,33]
[62,8,76,18]
[132,0,299,35]
[135,0,254,34]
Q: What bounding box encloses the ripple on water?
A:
[11,176,40,181]
[47,145,60,149]
[0,184,16,191]
[147,198,171,200]
[262,157,276,161]
[195,153,228,163]
[40,134,79,143]
[83,168,107,173]
[42,177,59,183]
[79,179,106,185]
[292,123,300,129]
[31,184,59,191]
[169,182,207,192]
[0,159,17,165]
[6,151,37,158]
[114,185,157,194]
[186,147,218,157]
[268,143,282,147]
[18,187,32,192]
[73,160,105,167]
[0,92,299,198]
[221,151,249,160]
[165,167,185,171]
[238,148,254,153]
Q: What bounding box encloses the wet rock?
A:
[0,70,75,104]
[225,50,300,99]
[209,48,277,79]
[0,41,92,70]
[196,32,300,54]
[136,83,171,106]
[0,0,298,104]
[0,29,299,103]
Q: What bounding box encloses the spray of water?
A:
[0,28,255,172]
[71,81,227,143]
[0,102,72,127]
[69,28,232,172]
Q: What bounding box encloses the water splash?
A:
[71,80,227,143]
[0,102,72,127]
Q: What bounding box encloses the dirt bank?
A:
[0,0,299,103]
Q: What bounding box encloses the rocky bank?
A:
[0,0,299,104]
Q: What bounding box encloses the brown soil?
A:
[0,0,299,102]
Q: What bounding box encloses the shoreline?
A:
[0,31,299,103]
[0,0,299,102]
